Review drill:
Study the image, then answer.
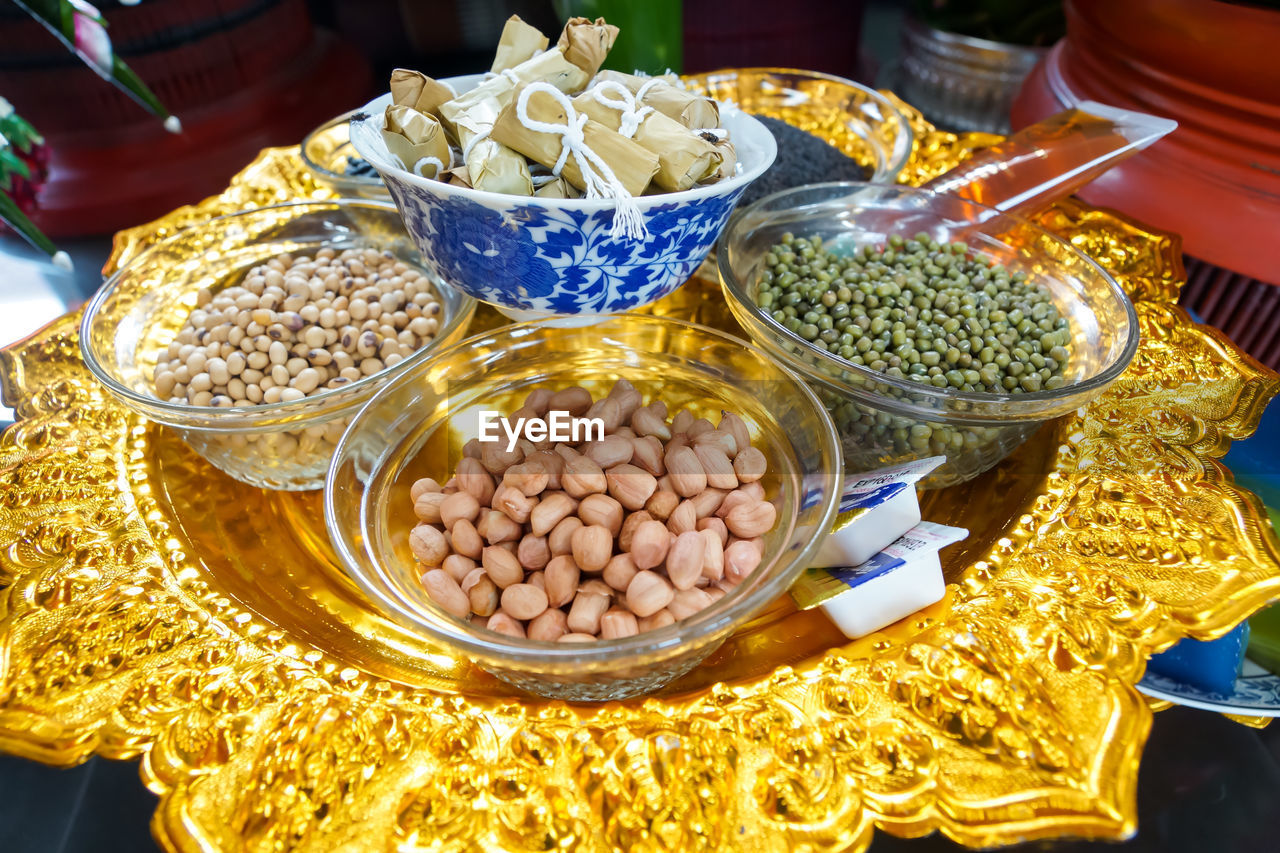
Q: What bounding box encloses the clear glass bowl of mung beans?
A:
[81,199,476,490]
[718,182,1140,488]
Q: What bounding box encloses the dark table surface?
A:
[3,237,1280,852]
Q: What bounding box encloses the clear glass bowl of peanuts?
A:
[325,314,843,701]
[80,199,477,490]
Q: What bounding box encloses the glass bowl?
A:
[682,67,914,185]
[301,110,392,199]
[80,200,477,491]
[718,182,1140,488]
[324,314,843,701]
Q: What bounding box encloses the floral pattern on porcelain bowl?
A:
[350,78,776,316]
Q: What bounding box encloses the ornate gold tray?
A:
[3,102,1280,852]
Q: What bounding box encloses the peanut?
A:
[457,457,496,505]
[724,539,763,583]
[527,608,568,641]
[644,488,679,521]
[561,455,607,498]
[628,519,671,569]
[666,531,705,590]
[413,491,446,524]
[664,446,706,497]
[409,524,448,566]
[486,611,526,638]
[482,545,524,588]
[732,446,766,483]
[410,477,441,501]
[482,509,523,544]
[693,443,738,490]
[618,510,653,552]
[607,379,643,422]
[690,486,726,519]
[668,587,714,620]
[544,554,581,607]
[517,534,551,570]
[719,411,751,453]
[501,583,549,620]
[631,406,671,440]
[422,569,470,619]
[725,500,777,539]
[603,552,639,591]
[625,571,674,617]
[523,387,552,416]
[493,483,537,524]
[450,518,484,559]
[567,590,610,634]
[503,459,549,496]
[571,524,612,572]
[630,435,665,476]
[548,516,583,556]
[606,463,658,510]
[443,553,477,584]
[549,385,593,416]
[693,428,738,458]
[667,499,698,535]
[578,493,624,536]
[600,608,639,639]
[699,528,725,582]
[637,609,675,632]
[584,434,633,469]
[480,437,523,474]
[439,491,480,528]
[670,409,694,434]
[467,574,499,616]
[697,516,729,547]
[558,632,597,642]
[528,450,564,490]
[530,491,577,537]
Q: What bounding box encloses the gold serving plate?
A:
[2,91,1280,852]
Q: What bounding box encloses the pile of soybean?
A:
[754,232,1071,395]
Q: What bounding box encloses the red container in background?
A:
[1012,0,1280,368]
[0,0,372,237]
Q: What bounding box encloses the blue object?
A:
[1148,622,1251,696]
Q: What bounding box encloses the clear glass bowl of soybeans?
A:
[325,314,843,701]
[80,199,477,491]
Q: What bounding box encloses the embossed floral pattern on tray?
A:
[2,121,1279,853]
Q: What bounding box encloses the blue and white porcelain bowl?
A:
[349,75,777,317]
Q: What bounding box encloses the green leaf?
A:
[0,189,59,258]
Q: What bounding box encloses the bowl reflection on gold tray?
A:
[2,117,1280,851]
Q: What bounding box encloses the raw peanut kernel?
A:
[457,457,496,504]
[501,583,549,620]
[739,481,766,501]
[528,450,564,490]
[697,516,729,546]
[493,484,537,524]
[719,411,751,454]
[439,491,481,528]
[482,509,523,545]
[523,387,553,416]
[482,545,524,588]
[410,477,441,501]
[664,446,706,497]
[693,443,738,491]
[686,417,715,438]
[503,460,549,496]
[670,409,694,434]
[690,487,726,519]
[732,446,767,483]
[561,455,607,498]
[628,519,671,569]
[450,518,484,559]
[409,524,448,566]
[699,528,725,581]
[631,406,671,440]
[530,492,577,537]
[571,524,612,572]
[584,434,633,468]
[422,569,470,619]
[443,554,477,584]
[693,428,738,458]
[607,378,643,421]
[630,435,665,476]
[579,579,614,599]
[548,516,583,556]
[486,611,526,638]
[603,552,639,591]
[637,610,675,632]
[517,534,551,570]
[544,554,581,608]
[567,591,610,634]
[625,571,675,617]
[481,438,523,475]
[549,385,593,416]
[618,510,653,552]
[600,608,639,639]
[644,489,679,521]
[724,539,763,583]
[725,500,778,539]
[668,587,714,620]
[558,632,598,643]
[413,491,447,524]
[666,531,705,590]
[578,493,624,536]
[667,499,698,535]
[467,575,499,617]
[716,488,754,520]
[606,463,658,510]
[527,608,568,641]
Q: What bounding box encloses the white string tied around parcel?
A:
[515,82,648,240]
[588,80,655,139]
